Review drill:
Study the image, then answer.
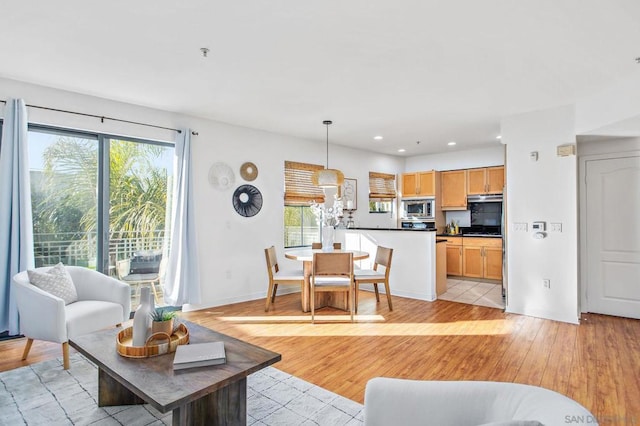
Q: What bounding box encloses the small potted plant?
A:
[150,307,177,336]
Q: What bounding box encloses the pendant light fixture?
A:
[311,120,344,188]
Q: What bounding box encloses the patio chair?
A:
[117,258,163,304]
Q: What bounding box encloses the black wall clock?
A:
[232,184,263,217]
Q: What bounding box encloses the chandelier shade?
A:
[311,168,344,188]
[311,120,344,188]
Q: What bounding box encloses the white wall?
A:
[578,136,640,156]
[405,145,504,172]
[0,77,404,311]
[575,74,640,136]
[502,105,579,324]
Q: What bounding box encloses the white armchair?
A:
[12,266,131,369]
[364,378,597,426]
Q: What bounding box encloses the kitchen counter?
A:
[346,227,436,232]
[336,228,437,302]
[437,233,502,238]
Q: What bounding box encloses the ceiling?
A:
[1,1,639,156]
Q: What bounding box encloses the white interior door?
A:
[585,155,640,318]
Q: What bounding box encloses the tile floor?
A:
[438,278,505,309]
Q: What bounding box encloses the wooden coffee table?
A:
[69,320,281,426]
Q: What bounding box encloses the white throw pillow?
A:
[28,263,78,305]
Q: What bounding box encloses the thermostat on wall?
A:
[532,221,546,232]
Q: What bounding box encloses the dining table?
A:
[284,248,369,312]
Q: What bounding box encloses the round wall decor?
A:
[208,162,235,191]
[240,161,258,181]
[232,184,263,217]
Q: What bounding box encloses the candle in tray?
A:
[346,200,353,210]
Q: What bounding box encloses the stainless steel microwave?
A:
[401,198,435,219]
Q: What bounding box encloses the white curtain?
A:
[0,99,34,335]
[162,129,201,306]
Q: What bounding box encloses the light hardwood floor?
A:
[1,292,638,422]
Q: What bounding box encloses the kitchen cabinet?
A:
[440,170,467,210]
[443,237,463,276]
[467,166,504,195]
[461,237,502,280]
[401,171,435,197]
[483,246,503,280]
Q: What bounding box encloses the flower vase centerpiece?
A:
[310,195,344,251]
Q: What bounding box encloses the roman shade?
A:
[369,172,397,200]
[284,161,326,205]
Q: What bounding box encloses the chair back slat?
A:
[264,246,279,276]
[313,252,353,277]
[374,246,393,273]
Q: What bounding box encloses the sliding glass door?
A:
[28,129,99,269]
[27,126,174,309]
[108,138,173,307]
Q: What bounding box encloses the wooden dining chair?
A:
[311,242,341,249]
[354,246,394,312]
[264,246,305,311]
[311,252,355,323]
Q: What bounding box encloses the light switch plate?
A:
[513,222,528,231]
[550,223,562,232]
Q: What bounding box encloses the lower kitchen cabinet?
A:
[462,246,483,278]
[443,237,463,276]
[447,236,502,281]
[483,246,503,280]
[446,245,463,276]
[461,237,502,280]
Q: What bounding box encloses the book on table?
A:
[172,341,226,370]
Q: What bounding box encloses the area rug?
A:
[0,354,364,425]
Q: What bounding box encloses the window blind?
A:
[369,171,397,199]
[284,161,326,205]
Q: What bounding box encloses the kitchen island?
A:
[335,228,438,302]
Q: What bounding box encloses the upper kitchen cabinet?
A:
[401,171,436,197]
[467,166,504,195]
[440,170,467,210]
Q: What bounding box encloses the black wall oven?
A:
[467,195,503,234]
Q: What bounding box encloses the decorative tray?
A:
[116,323,189,358]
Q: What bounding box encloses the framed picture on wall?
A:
[340,178,357,210]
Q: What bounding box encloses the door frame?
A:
[579,149,640,313]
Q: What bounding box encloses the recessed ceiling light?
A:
[447,141,456,146]
[398,148,406,153]
[373,136,383,140]
[496,135,502,140]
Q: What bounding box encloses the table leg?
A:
[98,368,146,407]
[302,261,311,312]
[172,377,247,426]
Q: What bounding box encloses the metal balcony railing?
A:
[33,230,167,273]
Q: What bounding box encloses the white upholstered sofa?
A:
[13,266,130,369]
[364,377,598,426]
